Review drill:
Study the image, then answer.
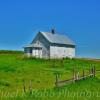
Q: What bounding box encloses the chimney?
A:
[51,29,55,34]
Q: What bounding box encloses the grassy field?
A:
[0,51,100,99]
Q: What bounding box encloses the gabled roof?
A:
[24,31,75,48]
[40,31,75,46]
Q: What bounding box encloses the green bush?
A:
[0,50,23,54]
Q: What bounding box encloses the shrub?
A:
[0,50,24,54]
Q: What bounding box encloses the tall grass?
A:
[0,53,100,99]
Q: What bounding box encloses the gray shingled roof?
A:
[40,31,75,45]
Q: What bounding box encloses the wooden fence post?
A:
[93,66,96,77]
[76,72,79,80]
[91,67,93,76]
[89,68,91,77]
[75,70,77,81]
[73,68,74,82]
[23,79,26,93]
[91,67,94,77]
[73,68,76,82]
[83,69,85,79]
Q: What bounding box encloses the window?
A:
[30,48,32,54]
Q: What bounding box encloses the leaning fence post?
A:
[89,68,91,77]
[93,66,96,77]
[75,70,77,81]
[23,79,26,93]
[72,68,75,82]
[91,67,94,77]
[76,72,79,80]
[83,69,85,79]
[73,68,76,82]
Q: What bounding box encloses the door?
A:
[35,49,39,57]
[32,48,42,58]
[30,48,32,55]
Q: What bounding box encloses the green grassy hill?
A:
[0,51,100,99]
